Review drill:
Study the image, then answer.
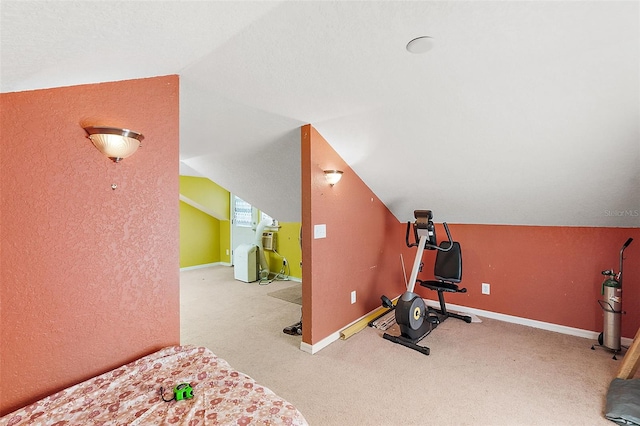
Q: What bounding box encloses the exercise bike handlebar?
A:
[405,222,412,247]
[442,222,454,250]
[405,221,454,252]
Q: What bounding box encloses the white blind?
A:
[233,196,252,227]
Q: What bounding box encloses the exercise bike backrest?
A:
[406,209,454,252]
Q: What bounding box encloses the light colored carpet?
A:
[267,284,302,305]
[181,265,629,425]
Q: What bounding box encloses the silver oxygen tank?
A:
[601,272,622,351]
[598,238,633,351]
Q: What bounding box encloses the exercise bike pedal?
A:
[381,295,394,309]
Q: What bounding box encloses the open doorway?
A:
[230,195,257,266]
[179,176,303,344]
[230,195,275,266]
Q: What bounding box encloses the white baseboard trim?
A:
[423,298,634,346]
[300,301,395,354]
[180,262,230,271]
[300,308,390,355]
[300,331,341,354]
[302,298,634,355]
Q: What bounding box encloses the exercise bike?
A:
[381,210,470,356]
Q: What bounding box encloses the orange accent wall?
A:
[0,76,180,415]
[416,224,640,338]
[301,125,411,344]
[302,125,640,346]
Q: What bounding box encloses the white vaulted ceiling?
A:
[2,1,638,226]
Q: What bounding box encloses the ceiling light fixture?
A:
[84,126,144,163]
[406,36,434,54]
[324,170,343,186]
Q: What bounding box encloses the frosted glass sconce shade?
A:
[324,170,343,186]
[84,126,144,162]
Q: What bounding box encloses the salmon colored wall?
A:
[414,224,640,339]
[302,124,640,347]
[0,76,180,415]
[301,125,411,344]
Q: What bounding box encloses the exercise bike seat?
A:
[418,241,472,323]
[420,281,467,293]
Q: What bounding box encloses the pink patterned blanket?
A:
[3,345,308,425]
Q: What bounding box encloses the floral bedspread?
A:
[2,345,308,425]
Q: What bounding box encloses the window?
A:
[233,196,253,228]
[260,211,275,226]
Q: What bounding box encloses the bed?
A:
[2,345,308,425]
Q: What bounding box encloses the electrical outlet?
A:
[350,290,356,304]
[283,258,287,266]
[482,283,490,295]
[226,249,229,256]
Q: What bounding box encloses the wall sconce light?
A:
[324,170,343,186]
[84,126,144,163]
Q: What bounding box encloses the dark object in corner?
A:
[284,321,302,335]
[605,378,640,425]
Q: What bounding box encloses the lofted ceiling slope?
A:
[2,1,638,226]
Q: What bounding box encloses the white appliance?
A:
[234,244,258,282]
[262,232,277,251]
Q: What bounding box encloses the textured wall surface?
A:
[179,200,221,268]
[265,222,302,280]
[301,125,411,344]
[301,125,640,346]
[415,224,640,339]
[179,176,230,220]
[5,2,637,227]
[0,76,180,415]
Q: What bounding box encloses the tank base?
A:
[591,337,628,360]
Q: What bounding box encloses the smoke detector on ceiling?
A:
[406,36,434,54]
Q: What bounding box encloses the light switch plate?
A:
[314,224,327,239]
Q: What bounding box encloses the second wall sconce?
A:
[324,170,343,186]
[84,126,144,163]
